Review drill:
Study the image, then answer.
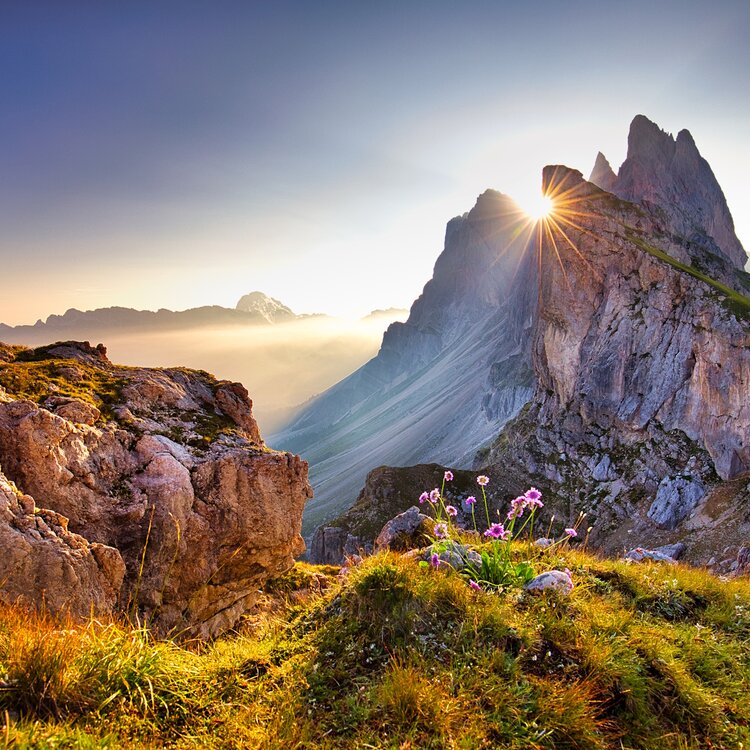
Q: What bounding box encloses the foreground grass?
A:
[2,553,750,749]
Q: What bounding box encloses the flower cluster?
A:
[507,487,544,520]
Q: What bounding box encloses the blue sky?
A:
[1,1,748,324]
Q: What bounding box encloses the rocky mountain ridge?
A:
[300,115,749,564]
[480,163,750,561]
[0,341,311,637]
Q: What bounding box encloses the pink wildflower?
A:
[434,522,448,539]
[431,552,440,568]
[484,522,509,540]
[565,527,577,538]
[446,505,458,517]
[444,470,454,482]
[469,580,481,592]
[465,495,477,505]
[524,488,544,509]
[419,491,429,504]
[429,488,440,504]
[477,475,490,486]
[507,496,527,520]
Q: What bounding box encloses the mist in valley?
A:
[52,314,405,434]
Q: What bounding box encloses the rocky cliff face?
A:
[0,341,311,637]
[483,163,750,561]
[590,115,746,271]
[274,190,537,535]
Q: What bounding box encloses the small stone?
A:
[623,547,677,564]
[523,570,574,595]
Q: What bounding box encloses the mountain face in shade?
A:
[590,114,747,270]
[272,190,538,535]
[589,151,617,192]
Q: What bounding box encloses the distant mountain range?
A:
[0,291,330,342]
[0,293,408,434]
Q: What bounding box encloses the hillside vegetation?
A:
[1,548,750,749]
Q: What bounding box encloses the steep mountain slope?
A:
[295,115,749,563]
[273,190,538,533]
[276,114,748,539]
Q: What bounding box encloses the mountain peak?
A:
[235,292,295,323]
[589,151,617,191]
[603,115,746,270]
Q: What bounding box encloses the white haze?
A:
[97,314,406,434]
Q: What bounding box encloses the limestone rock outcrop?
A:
[0,341,311,637]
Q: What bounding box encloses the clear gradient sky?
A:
[1,1,748,326]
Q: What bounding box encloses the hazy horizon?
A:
[0,311,408,434]
[1,1,748,326]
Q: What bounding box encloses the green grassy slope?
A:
[2,549,749,749]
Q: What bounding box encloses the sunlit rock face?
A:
[273,190,538,535]
[485,164,750,561]
[590,114,747,270]
[0,342,311,638]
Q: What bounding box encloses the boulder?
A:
[424,541,482,572]
[523,570,574,595]
[623,547,677,564]
[0,466,125,618]
[374,506,433,553]
[647,476,706,530]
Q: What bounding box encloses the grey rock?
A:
[523,570,574,595]
[737,545,750,575]
[623,547,677,564]
[375,506,433,553]
[534,537,553,548]
[648,476,706,530]
[425,542,482,572]
[592,454,615,482]
[309,526,348,565]
[653,542,687,560]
